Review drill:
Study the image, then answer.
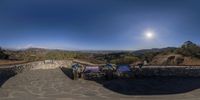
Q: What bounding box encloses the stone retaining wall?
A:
[133,66,200,77]
[0,60,72,71]
[1,62,200,79]
[0,60,72,85]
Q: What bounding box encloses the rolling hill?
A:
[0,41,200,65]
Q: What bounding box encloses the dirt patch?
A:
[0,60,28,67]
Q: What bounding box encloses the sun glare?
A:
[145,31,154,39]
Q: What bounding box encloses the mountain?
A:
[150,41,200,65]
[132,47,177,56]
[1,41,200,65]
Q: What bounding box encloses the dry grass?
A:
[151,54,200,66]
[0,60,28,66]
[182,57,200,66]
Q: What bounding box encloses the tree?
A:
[176,41,200,58]
[0,47,9,59]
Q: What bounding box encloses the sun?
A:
[145,31,154,39]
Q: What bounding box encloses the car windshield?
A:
[84,66,100,73]
[117,66,131,72]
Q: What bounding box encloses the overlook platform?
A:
[0,61,200,100]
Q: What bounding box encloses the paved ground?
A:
[0,68,200,100]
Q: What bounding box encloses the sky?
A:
[0,0,200,50]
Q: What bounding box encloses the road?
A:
[0,68,200,100]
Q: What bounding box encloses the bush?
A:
[0,47,9,59]
[176,41,200,58]
[110,56,139,64]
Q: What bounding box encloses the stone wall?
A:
[1,61,200,80]
[133,66,200,77]
[0,60,72,86]
[0,60,72,72]
[30,60,72,70]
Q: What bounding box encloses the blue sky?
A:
[0,0,200,50]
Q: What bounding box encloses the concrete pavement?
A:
[0,67,200,100]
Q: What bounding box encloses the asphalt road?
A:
[0,68,200,100]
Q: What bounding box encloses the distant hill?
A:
[150,41,200,65]
[0,41,200,65]
[132,47,177,56]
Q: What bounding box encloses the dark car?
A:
[99,64,116,80]
[115,65,134,78]
[81,66,104,80]
[71,63,83,80]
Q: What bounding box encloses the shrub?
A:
[0,47,9,59]
[176,41,200,58]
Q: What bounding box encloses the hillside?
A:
[150,41,200,65]
[0,41,200,66]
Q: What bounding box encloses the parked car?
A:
[81,66,104,80]
[71,63,83,80]
[99,64,116,80]
[115,65,134,78]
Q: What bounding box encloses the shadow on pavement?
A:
[0,68,16,87]
[60,67,74,80]
[98,77,200,95]
[60,67,200,95]
[61,68,200,95]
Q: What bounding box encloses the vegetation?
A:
[136,52,159,63]
[0,47,9,59]
[96,53,140,64]
[175,41,200,58]
[110,56,139,64]
[8,51,86,62]
[0,41,200,65]
[45,51,78,60]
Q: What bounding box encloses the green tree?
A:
[0,47,9,59]
[176,41,200,58]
